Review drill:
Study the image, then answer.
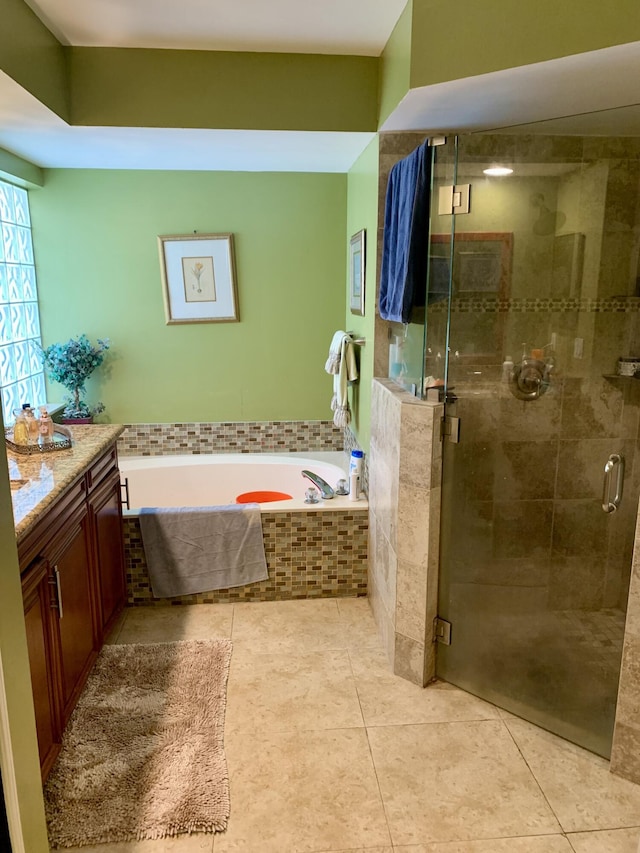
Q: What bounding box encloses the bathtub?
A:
[119,451,366,513]
[119,451,369,604]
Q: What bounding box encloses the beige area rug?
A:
[44,639,232,848]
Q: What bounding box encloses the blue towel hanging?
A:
[379,140,432,323]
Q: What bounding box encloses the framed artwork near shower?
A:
[349,229,366,316]
[429,231,513,364]
[430,231,513,297]
[157,233,239,324]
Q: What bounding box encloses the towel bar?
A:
[347,333,366,346]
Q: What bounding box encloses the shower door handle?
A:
[602,453,624,513]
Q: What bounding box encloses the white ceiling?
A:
[2,2,640,173]
[0,70,375,172]
[22,0,408,55]
[381,41,640,138]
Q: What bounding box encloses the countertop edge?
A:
[12,424,125,545]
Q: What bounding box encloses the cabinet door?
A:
[49,515,97,723]
[22,560,60,779]
[90,469,126,636]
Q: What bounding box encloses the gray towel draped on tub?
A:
[138,504,269,597]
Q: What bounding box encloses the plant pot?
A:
[62,417,94,425]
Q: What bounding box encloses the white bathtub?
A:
[119,451,366,513]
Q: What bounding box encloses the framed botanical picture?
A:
[349,229,366,316]
[158,233,239,324]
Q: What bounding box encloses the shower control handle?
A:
[602,453,624,513]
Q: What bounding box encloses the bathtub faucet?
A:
[301,470,335,500]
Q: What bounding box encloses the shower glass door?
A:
[435,132,640,757]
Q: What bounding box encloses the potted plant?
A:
[40,335,111,423]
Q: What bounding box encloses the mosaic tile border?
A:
[117,420,345,457]
[429,297,640,314]
[123,510,369,605]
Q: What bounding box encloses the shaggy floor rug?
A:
[44,639,232,848]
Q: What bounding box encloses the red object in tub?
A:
[235,490,293,504]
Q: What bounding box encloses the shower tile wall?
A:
[448,370,640,617]
[368,378,442,686]
[437,133,640,762]
[445,133,640,632]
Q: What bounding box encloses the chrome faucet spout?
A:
[301,470,335,499]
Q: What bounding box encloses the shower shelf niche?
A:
[603,374,640,383]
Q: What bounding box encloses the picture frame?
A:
[430,231,513,298]
[157,233,239,324]
[349,229,366,316]
[429,231,513,365]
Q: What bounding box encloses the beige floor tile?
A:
[392,836,573,851]
[349,648,501,726]
[336,596,383,649]
[57,834,214,852]
[506,718,640,832]
[226,648,364,733]
[495,705,526,722]
[313,849,393,853]
[215,728,391,852]
[313,848,393,853]
[230,598,347,653]
[567,827,640,852]
[368,720,561,845]
[115,604,234,644]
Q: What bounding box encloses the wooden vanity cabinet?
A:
[19,442,126,779]
[21,559,59,779]
[88,464,126,636]
[46,505,96,725]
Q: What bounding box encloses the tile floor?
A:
[59,598,640,853]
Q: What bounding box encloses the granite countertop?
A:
[8,424,124,543]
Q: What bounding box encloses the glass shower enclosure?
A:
[430,132,640,758]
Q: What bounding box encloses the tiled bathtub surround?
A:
[368,378,443,686]
[123,510,368,605]
[117,420,345,457]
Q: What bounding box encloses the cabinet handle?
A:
[53,565,63,618]
[120,477,130,510]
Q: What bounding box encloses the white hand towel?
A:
[325,330,348,375]
[327,334,358,428]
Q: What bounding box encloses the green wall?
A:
[0,148,43,188]
[1,0,69,121]
[409,0,640,89]
[68,48,379,132]
[378,1,413,129]
[29,170,347,424]
[345,137,379,453]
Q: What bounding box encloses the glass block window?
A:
[0,180,45,425]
